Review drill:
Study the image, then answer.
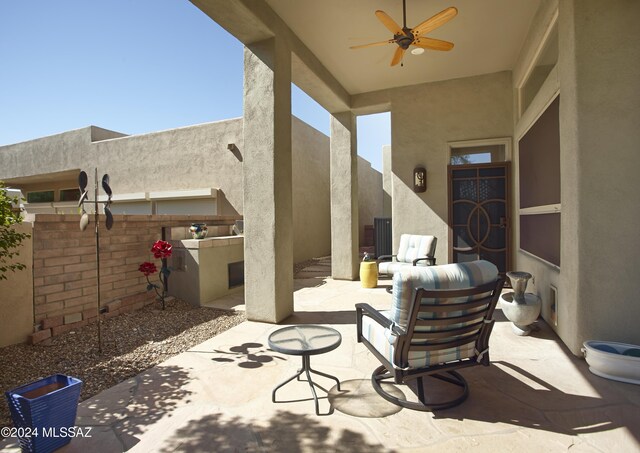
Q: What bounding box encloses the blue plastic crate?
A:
[5,374,82,453]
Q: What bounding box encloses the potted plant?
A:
[5,374,82,452]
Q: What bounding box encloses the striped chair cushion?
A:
[391,260,498,327]
[361,313,478,369]
[361,260,498,369]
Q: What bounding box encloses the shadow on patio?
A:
[2,270,638,452]
[157,410,391,452]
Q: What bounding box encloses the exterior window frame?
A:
[515,10,558,119]
[516,93,561,270]
[448,137,512,165]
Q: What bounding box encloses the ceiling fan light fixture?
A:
[350,4,458,67]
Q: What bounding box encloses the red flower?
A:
[151,240,172,259]
[139,262,157,276]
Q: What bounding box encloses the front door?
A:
[448,163,510,273]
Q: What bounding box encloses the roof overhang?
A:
[191,0,541,113]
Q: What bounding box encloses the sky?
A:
[0,0,389,172]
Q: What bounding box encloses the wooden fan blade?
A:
[375,10,404,36]
[412,7,458,37]
[350,39,395,50]
[391,47,405,66]
[413,37,455,51]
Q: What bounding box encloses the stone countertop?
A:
[172,235,244,249]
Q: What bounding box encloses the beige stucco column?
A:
[242,38,293,322]
[330,112,359,280]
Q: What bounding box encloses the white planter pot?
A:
[582,340,640,385]
[500,271,541,336]
[499,292,541,336]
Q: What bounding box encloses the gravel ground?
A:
[0,299,245,429]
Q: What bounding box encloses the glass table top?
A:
[268,325,342,356]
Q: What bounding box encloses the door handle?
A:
[499,217,507,229]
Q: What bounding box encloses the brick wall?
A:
[30,214,241,343]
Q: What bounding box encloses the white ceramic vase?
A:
[499,271,541,336]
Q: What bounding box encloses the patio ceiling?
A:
[192,0,540,106]
[265,0,540,94]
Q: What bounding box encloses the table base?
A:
[272,355,341,416]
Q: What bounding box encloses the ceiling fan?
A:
[350,1,458,67]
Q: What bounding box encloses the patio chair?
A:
[356,260,505,411]
[377,234,437,277]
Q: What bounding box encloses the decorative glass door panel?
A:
[448,163,510,273]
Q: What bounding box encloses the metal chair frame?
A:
[356,277,505,410]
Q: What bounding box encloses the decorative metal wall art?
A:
[78,169,114,353]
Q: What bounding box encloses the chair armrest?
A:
[412,256,436,266]
[356,303,405,342]
[376,254,396,263]
[356,303,393,328]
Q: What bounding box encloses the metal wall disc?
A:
[78,190,88,207]
[105,206,114,230]
[78,171,88,191]
[80,212,89,231]
[102,174,112,196]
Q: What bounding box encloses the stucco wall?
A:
[388,71,514,265]
[291,116,331,262]
[357,156,383,246]
[197,240,244,303]
[93,119,245,216]
[382,145,392,217]
[0,115,377,265]
[511,0,640,355]
[557,0,640,353]
[0,222,34,347]
[0,128,95,180]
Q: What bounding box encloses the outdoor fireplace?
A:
[168,235,244,305]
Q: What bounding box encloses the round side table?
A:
[268,325,342,416]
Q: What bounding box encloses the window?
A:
[60,188,81,202]
[518,96,560,267]
[450,145,505,165]
[26,190,54,203]
[448,138,510,166]
[519,21,558,116]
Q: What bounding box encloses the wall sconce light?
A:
[413,167,427,193]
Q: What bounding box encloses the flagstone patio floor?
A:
[2,259,639,452]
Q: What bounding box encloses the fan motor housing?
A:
[395,29,414,49]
